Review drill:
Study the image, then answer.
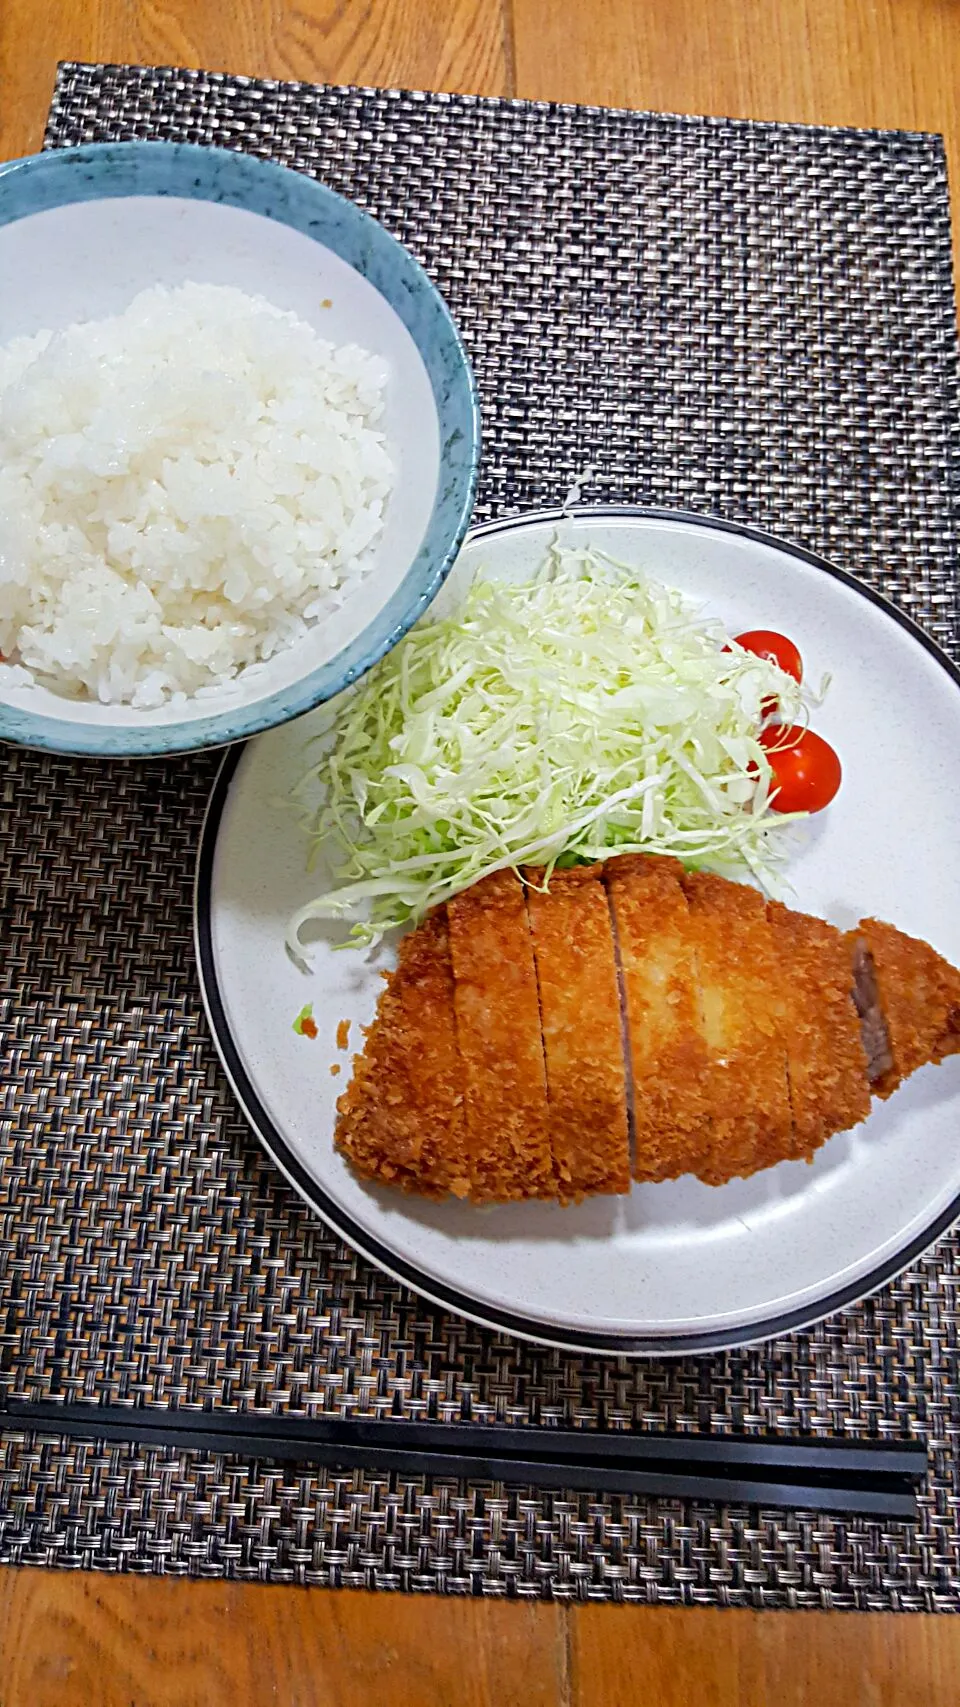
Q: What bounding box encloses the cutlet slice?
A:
[683,870,792,1184]
[853,918,960,1098]
[603,854,712,1182]
[766,901,870,1158]
[334,909,469,1198]
[446,869,554,1201]
[525,865,630,1199]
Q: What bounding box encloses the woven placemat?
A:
[0,61,959,1606]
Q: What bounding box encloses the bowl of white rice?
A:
[0,142,479,755]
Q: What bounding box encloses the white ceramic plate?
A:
[195,507,960,1353]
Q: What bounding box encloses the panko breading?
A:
[334,857,960,1204]
[526,865,630,1198]
[604,855,712,1182]
[446,870,554,1201]
[334,910,468,1197]
[767,901,870,1155]
[856,918,960,1098]
[682,871,792,1184]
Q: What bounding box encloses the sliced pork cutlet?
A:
[446,869,554,1202]
[682,870,792,1185]
[603,854,712,1183]
[525,865,630,1199]
[334,909,469,1198]
[852,918,960,1099]
[766,901,870,1158]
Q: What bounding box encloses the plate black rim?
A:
[194,503,960,1356]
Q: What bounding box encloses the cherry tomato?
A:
[758,725,841,814]
[733,629,803,684]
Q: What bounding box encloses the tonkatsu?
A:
[334,856,960,1203]
[446,869,554,1201]
[332,908,469,1199]
[603,855,711,1183]
[526,864,630,1197]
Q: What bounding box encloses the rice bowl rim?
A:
[0,141,480,758]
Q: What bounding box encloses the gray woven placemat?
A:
[1,60,959,1606]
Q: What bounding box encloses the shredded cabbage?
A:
[287,543,806,953]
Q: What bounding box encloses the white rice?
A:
[0,282,393,707]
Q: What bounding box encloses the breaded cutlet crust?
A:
[683,870,792,1184]
[334,909,469,1198]
[604,854,712,1182]
[525,865,630,1199]
[857,917,960,1098]
[766,901,870,1156]
[446,869,554,1202]
[336,869,960,1206]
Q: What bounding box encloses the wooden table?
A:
[2,3,960,1701]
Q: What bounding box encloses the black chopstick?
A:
[2,1398,925,1520]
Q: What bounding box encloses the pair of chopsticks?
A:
[1,1398,925,1518]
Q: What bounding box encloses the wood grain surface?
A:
[3,0,960,1701]
[0,0,512,161]
[4,1570,960,1706]
[0,1572,566,1707]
